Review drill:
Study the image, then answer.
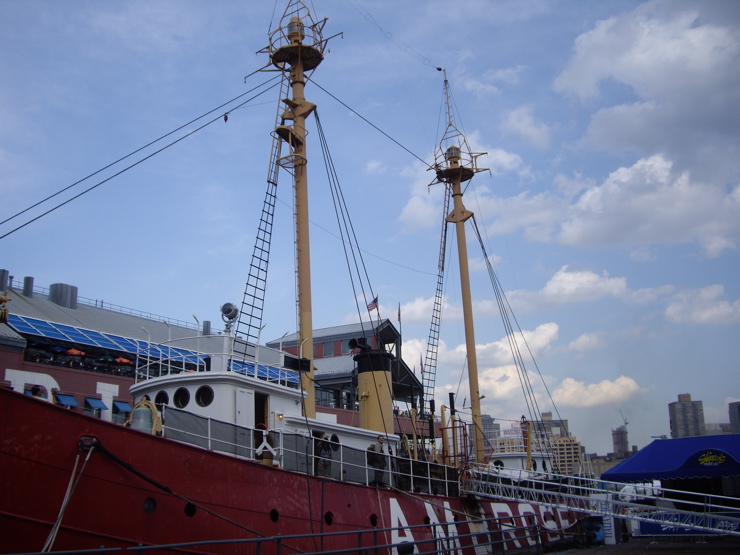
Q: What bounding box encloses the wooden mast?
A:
[429,74,488,464]
[267,3,326,418]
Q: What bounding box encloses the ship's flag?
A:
[420,354,424,374]
[367,296,378,311]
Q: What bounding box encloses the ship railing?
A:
[462,462,740,538]
[13,514,547,555]
[161,407,460,496]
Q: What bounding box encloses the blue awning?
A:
[55,393,79,407]
[113,401,132,413]
[602,435,740,482]
[85,397,109,410]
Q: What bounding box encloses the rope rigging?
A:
[469,213,566,464]
[0,70,279,241]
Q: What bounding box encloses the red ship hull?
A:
[0,387,581,554]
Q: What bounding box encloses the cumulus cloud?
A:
[567,332,606,353]
[553,1,740,181]
[553,375,641,408]
[501,106,551,149]
[508,265,628,312]
[487,155,740,257]
[665,285,740,325]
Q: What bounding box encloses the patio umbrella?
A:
[115,357,132,365]
[96,354,115,363]
[67,348,85,356]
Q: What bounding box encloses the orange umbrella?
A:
[67,348,85,356]
[115,357,132,364]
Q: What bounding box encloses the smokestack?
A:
[202,320,211,336]
[23,277,34,298]
[49,283,78,309]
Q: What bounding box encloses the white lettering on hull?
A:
[389,498,416,553]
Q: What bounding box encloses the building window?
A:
[112,400,133,425]
[323,341,334,357]
[84,397,109,419]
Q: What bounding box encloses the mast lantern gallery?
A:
[429,74,488,464]
[263,4,328,418]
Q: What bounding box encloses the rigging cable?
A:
[0,70,279,241]
[315,108,395,440]
[312,80,429,166]
[470,214,562,463]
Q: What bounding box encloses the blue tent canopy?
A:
[602,435,740,482]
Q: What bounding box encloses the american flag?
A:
[367,296,378,311]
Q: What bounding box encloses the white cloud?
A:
[364,160,386,174]
[508,265,628,312]
[553,375,641,408]
[501,106,551,149]
[567,332,606,353]
[558,155,740,257]
[553,1,740,181]
[665,285,740,325]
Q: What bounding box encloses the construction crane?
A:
[619,409,629,427]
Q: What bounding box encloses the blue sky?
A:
[2,0,739,456]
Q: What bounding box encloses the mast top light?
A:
[287,17,305,43]
[445,145,461,163]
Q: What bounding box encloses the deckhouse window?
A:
[195,386,214,407]
[174,387,190,408]
[155,391,169,406]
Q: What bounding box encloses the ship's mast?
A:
[429,74,487,463]
[264,2,327,418]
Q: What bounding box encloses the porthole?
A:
[195,385,214,407]
[270,509,280,522]
[423,516,431,525]
[330,433,340,452]
[532,460,538,472]
[174,387,190,408]
[155,391,169,406]
[324,511,334,526]
[143,497,156,514]
[185,502,196,517]
[370,513,378,527]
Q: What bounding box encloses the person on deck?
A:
[370,435,390,487]
[317,434,332,477]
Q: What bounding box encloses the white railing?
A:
[463,462,740,537]
[160,406,460,495]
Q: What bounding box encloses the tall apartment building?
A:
[531,412,570,439]
[551,436,585,474]
[612,424,629,458]
[730,401,740,434]
[478,414,500,454]
[668,393,705,438]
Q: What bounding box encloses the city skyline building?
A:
[668,393,706,438]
